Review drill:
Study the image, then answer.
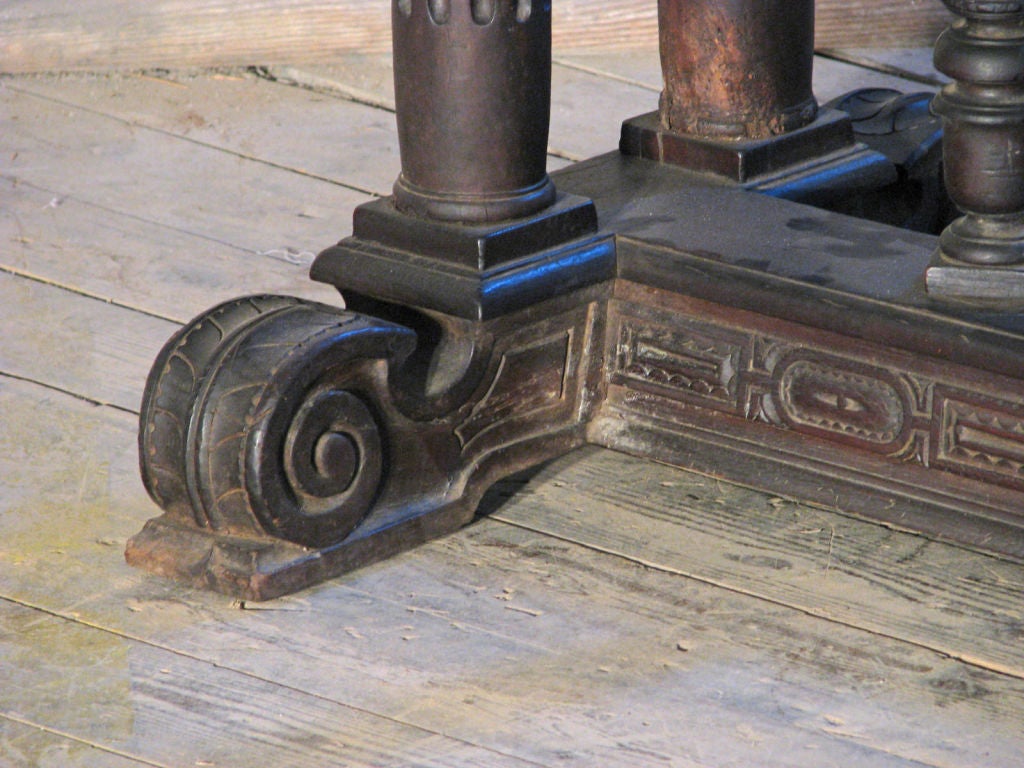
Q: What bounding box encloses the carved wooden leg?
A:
[658,0,816,138]
[130,0,1024,600]
[390,0,554,223]
[128,0,614,599]
[620,0,897,202]
[925,1,1024,300]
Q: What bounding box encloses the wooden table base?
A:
[127,149,1024,599]
[126,0,1024,598]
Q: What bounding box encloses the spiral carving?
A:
[139,294,303,525]
[138,296,416,549]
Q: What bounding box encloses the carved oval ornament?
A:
[775,357,908,449]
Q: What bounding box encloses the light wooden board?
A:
[2,54,1023,768]
[2,82,369,263]
[0,714,148,768]
[1,376,1022,767]
[0,1,952,74]
[5,71,402,195]
[1,81,349,322]
[0,180,339,323]
[0,272,175,411]
[0,600,537,768]
[490,449,1024,678]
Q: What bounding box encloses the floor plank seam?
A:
[0,263,187,326]
[252,64,397,113]
[551,57,660,93]
[0,371,139,415]
[489,514,1024,682]
[0,711,167,768]
[2,174,276,281]
[814,48,946,87]
[3,81,385,198]
[0,595,552,768]
[643,456,1024,567]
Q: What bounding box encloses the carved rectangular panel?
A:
[935,391,1024,489]
[607,294,1024,495]
[456,330,573,448]
[612,309,749,413]
[455,301,599,455]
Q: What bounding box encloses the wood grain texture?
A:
[1,378,1021,767]
[2,56,1022,767]
[1,82,351,323]
[0,714,148,768]
[491,448,1024,678]
[0,273,179,411]
[0,601,536,768]
[0,0,952,74]
[0,180,342,323]
[2,82,371,261]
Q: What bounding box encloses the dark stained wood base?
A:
[129,149,1024,598]
[596,279,1024,561]
[565,152,1024,562]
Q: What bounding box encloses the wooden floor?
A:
[3,49,1024,767]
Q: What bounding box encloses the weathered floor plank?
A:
[1,374,1022,767]
[2,81,367,289]
[3,56,1023,768]
[0,714,150,768]
[0,179,340,323]
[491,449,1024,679]
[6,71,401,195]
[1,88,345,323]
[0,272,179,411]
[0,601,537,768]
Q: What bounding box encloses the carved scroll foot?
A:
[128,282,605,599]
[129,295,416,597]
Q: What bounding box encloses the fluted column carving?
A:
[391,0,555,223]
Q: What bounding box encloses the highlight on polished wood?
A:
[2,1,1023,766]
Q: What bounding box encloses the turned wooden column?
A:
[622,0,884,193]
[658,0,818,138]
[313,0,605,323]
[391,0,555,223]
[931,1,1024,272]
